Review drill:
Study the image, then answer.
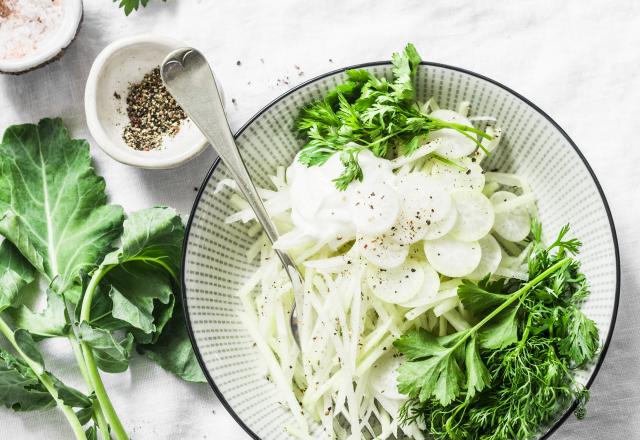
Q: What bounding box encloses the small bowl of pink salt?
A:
[0,0,83,74]
[84,35,209,169]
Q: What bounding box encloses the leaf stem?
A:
[81,341,129,440]
[78,266,129,440]
[80,265,110,322]
[0,316,87,440]
[451,258,571,353]
[69,334,111,440]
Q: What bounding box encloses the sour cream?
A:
[287,150,397,242]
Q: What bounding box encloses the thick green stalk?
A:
[79,266,129,440]
[69,334,111,440]
[0,316,87,440]
[80,342,129,440]
[450,258,571,353]
[80,265,110,322]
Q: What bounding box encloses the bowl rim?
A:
[181,60,621,440]
[84,34,208,169]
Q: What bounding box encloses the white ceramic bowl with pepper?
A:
[85,35,209,169]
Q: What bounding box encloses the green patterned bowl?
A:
[181,62,620,440]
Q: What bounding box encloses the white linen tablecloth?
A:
[1,0,638,438]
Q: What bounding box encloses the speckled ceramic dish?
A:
[181,62,619,439]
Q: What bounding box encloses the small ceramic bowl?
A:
[84,35,208,169]
[0,0,83,74]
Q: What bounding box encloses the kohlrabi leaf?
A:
[0,240,35,312]
[11,289,69,339]
[78,323,133,373]
[138,301,205,383]
[85,426,98,440]
[53,379,92,409]
[76,406,94,426]
[0,348,54,411]
[100,207,184,281]
[105,262,174,337]
[13,329,44,370]
[0,119,124,298]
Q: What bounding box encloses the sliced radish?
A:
[391,173,452,244]
[422,206,458,241]
[371,354,405,400]
[429,109,478,158]
[450,190,495,242]
[431,157,485,192]
[424,237,481,277]
[467,234,502,280]
[399,262,441,308]
[491,191,531,242]
[350,180,400,236]
[366,259,424,304]
[357,235,409,269]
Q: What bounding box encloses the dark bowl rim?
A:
[181,60,621,440]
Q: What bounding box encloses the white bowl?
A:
[84,35,208,169]
[0,0,82,74]
[182,63,620,439]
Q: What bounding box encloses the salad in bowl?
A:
[182,44,618,440]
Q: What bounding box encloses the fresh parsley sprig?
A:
[296,43,493,190]
[394,222,600,440]
[114,0,165,15]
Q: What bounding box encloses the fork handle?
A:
[161,48,281,244]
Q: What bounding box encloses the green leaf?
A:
[11,289,69,338]
[115,0,151,15]
[100,207,183,281]
[13,329,44,369]
[85,425,98,440]
[105,262,174,336]
[458,277,512,315]
[0,119,124,297]
[76,406,94,426]
[78,323,133,373]
[391,43,422,101]
[0,348,53,411]
[295,44,491,190]
[131,295,175,345]
[395,328,466,406]
[479,306,520,350]
[394,328,446,360]
[53,379,91,409]
[138,303,205,383]
[87,206,182,345]
[464,335,490,400]
[0,240,35,312]
[109,287,155,334]
[559,307,599,366]
[397,351,462,406]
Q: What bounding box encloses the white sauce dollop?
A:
[287,150,397,242]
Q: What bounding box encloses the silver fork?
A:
[161,48,301,345]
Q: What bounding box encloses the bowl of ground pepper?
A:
[85,35,209,169]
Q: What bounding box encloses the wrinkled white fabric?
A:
[1,0,639,438]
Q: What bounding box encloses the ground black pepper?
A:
[122,66,187,151]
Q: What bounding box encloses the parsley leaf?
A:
[478,305,520,350]
[296,44,492,189]
[395,331,464,406]
[115,0,151,15]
